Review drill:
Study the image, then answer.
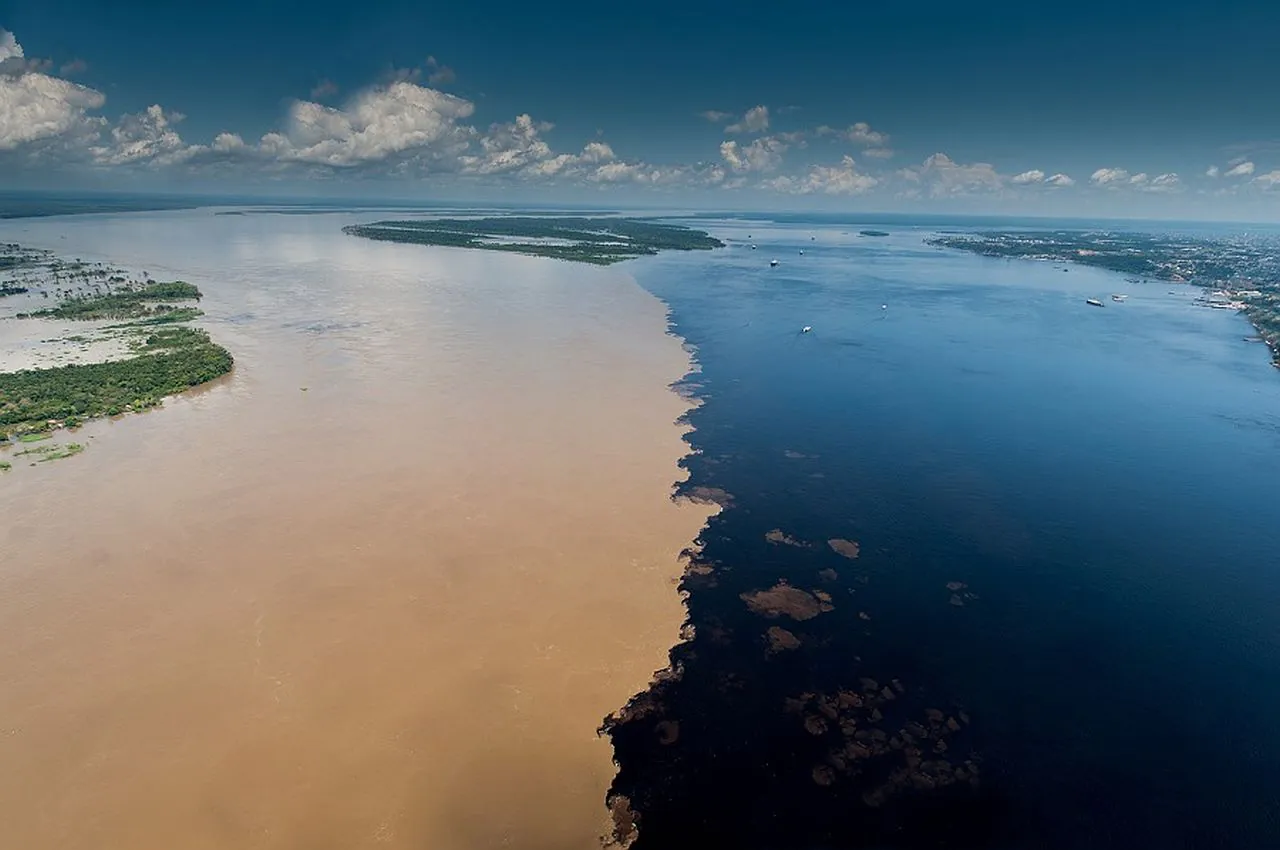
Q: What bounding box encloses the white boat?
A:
[1111,294,1127,302]
[770,259,779,267]
[1086,298,1104,307]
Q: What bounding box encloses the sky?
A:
[3,0,1280,219]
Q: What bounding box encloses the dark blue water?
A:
[604,218,1280,849]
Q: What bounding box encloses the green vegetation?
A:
[14,442,85,462]
[126,306,205,325]
[0,327,233,436]
[26,280,202,320]
[342,216,725,265]
[2,242,234,443]
[0,461,11,472]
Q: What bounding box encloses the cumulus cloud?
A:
[764,155,877,195]
[899,153,1003,197]
[1009,169,1073,187]
[0,29,20,62]
[719,136,787,173]
[0,29,52,77]
[1225,160,1255,177]
[262,82,476,168]
[1091,167,1130,185]
[0,46,106,151]
[59,58,88,76]
[1206,165,1220,177]
[90,104,191,166]
[1254,170,1280,189]
[1090,168,1180,192]
[816,121,889,147]
[726,105,769,134]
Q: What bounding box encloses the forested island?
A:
[929,230,1280,367]
[0,243,234,448]
[342,216,724,265]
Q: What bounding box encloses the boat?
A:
[1086,298,1104,307]
[799,249,805,255]
[1111,294,1127,302]
[750,244,757,250]
[770,259,779,267]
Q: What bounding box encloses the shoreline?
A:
[0,213,715,849]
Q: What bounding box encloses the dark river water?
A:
[607,216,1280,849]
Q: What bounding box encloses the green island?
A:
[0,326,233,436]
[18,280,202,320]
[0,243,235,447]
[342,216,725,265]
[928,230,1280,367]
[14,442,85,462]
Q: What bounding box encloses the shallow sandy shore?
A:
[0,211,712,849]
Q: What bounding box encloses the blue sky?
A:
[3,0,1279,218]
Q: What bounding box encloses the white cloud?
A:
[90,104,191,166]
[1129,172,1149,185]
[1147,172,1180,191]
[59,58,87,77]
[0,29,21,63]
[1090,167,1130,185]
[1225,160,1255,177]
[459,113,552,174]
[1206,165,1220,178]
[1252,170,1280,189]
[0,57,106,151]
[764,155,877,195]
[1045,173,1075,187]
[699,110,732,122]
[863,147,894,159]
[263,82,476,168]
[900,152,1003,197]
[816,121,889,147]
[719,136,787,173]
[726,105,769,134]
[1011,169,1045,184]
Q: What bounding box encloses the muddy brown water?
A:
[0,210,711,849]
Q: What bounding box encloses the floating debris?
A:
[741,582,833,621]
[827,538,861,559]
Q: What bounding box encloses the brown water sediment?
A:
[0,212,712,849]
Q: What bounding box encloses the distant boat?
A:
[770,259,779,267]
[1086,298,1104,307]
[750,244,757,250]
[1111,294,1127,302]
[799,249,804,255]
